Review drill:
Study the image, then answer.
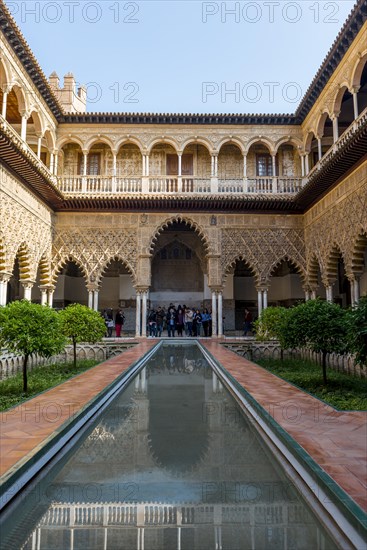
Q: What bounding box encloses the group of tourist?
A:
[147,304,213,337]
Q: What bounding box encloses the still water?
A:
[1,343,338,549]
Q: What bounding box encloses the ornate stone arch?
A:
[56,135,85,150]
[267,254,306,286]
[147,137,180,154]
[217,137,246,155]
[28,109,44,136]
[315,111,332,138]
[149,216,211,256]
[52,254,88,286]
[352,51,367,88]
[325,243,345,285]
[245,137,274,155]
[307,253,323,290]
[304,130,317,153]
[37,253,52,286]
[333,84,351,116]
[0,231,6,272]
[85,135,114,152]
[0,56,11,88]
[115,136,144,153]
[222,255,260,287]
[350,231,367,277]
[97,255,137,286]
[181,136,214,154]
[274,136,303,154]
[9,82,28,114]
[13,242,33,281]
[43,128,56,151]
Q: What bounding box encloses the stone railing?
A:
[223,340,366,378]
[305,106,367,183]
[0,341,137,380]
[57,175,304,195]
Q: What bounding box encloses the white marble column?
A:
[1,90,8,118]
[317,137,322,160]
[272,154,276,176]
[217,291,223,337]
[40,288,48,305]
[49,153,54,174]
[326,285,333,303]
[53,151,58,175]
[311,290,317,300]
[301,155,305,177]
[88,290,93,309]
[83,152,88,176]
[243,154,247,177]
[257,290,263,317]
[211,291,217,337]
[177,153,182,193]
[112,153,117,192]
[178,154,182,176]
[142,291,148,337]
[93,290,99,311]
[263,289,268,310]
[305,290,311,301]
[146,155,150,177]
[332,116,339,143]
[352,278,360,305]
[352,90,359,120]
[214,155,218,177]
[22,281,33,301]
[135,293,141,337]
[0,274,11,306]
[20,113,28,141]
[37,135,42,158]
[305,154,310,175]
[47,287,54,307]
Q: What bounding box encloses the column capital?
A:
[0,271,12,284]
[2,84,12,94]
[21,279,35,289]
[135,286,149,294]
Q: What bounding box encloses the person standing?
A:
[156,306,165,337]
[115,309,125,338]
[243,308,253,336]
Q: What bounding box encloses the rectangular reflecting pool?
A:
[1,343,341,549]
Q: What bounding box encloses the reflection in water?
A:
[1,344,337,549]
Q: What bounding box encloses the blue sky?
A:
[6,1,355,113]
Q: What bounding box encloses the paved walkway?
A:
[0,340,155,480]
[1,338,366,514]
[202,340,367,513]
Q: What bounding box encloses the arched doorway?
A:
[150,221,208,310]
[99,259,135,332]
[53,260,88,308]
[268,259,305,306]
[231,260,257,331]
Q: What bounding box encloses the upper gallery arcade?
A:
[0,0,366,336]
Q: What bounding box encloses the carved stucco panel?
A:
[0,192,52,278]
[305,181,367,282]
[221,228,306,286]
[51,228,138,285]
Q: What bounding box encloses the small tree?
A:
[281,299,348,385]
[347,296,367,367]
[0,300,66,392]
[254,306,290,359]
[58,304,106,368]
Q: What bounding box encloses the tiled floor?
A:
[202,340,367,513]
[1,338,366,514]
